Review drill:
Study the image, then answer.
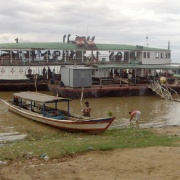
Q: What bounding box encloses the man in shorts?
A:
[82,102,91,117]
[129,110,141,128]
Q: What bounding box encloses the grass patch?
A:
[0,128,179,161]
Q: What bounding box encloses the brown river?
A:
[0,91,180,145]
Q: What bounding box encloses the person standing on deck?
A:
[47,67,52,80]
[82,102,91,117]
[42,67,47,79]
[52,69,56,82]
[128,72,132,85]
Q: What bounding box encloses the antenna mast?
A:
[168,40,170,50]
[146,36,149,47]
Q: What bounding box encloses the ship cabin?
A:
[0,36,171,65]
[0,35,177,82]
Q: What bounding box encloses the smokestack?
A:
[87,36,90,41]
[146,36,149,47]
[91,36,95,41]
[15,38,18,43]
[168,40,170,50]
[63,35,66,43]
[67,34,71,43]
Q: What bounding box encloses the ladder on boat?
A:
[147,80,180,101]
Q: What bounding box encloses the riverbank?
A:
[1,147,179,180]
[0,126,180,180]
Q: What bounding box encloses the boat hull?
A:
[48,83,155,99]
[0,99,114,134]
[0,80,48,91]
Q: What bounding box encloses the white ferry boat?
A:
[0,35,173,80]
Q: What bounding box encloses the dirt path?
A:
[0,127,180,180]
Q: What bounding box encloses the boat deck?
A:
[48,79,180,99]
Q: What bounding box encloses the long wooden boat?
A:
[0,92,115,134]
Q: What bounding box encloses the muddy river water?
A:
[0,91,180,144]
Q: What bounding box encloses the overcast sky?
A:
[0,0,180,63]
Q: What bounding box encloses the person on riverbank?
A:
[82,102,91,117]
[129,110,141,128]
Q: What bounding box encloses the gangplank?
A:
[147,80,180,102]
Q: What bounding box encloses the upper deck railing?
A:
[0,56,130,66]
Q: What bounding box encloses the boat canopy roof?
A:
[0,42,168,51]
[13,91,70,104]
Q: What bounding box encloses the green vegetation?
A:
[107,111,113,117]
[0,128,179,161]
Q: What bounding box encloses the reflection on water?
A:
[0,91,180,144]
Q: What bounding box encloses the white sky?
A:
[0,0,180,62]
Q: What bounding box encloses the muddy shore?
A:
[0,126,180,180]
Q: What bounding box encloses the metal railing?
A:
[147,80,180,101]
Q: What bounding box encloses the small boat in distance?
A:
[0,92,115,134]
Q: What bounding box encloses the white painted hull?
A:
[0,65,62,80]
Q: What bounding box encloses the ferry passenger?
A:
[59,81,65,87]
[42,67,47,79]
[48,67,52,79]
[28,68,32,76]
[128,72,132,85]
[13,96,19,105]
[82,102,91,117]
[52,69,55,82]
[50,79,55,84]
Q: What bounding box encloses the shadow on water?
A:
[0,91,180,145]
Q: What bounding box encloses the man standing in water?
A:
[82,102,91,117]
[129,110,141,128]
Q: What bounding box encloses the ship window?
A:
[143,52,146,58]
[147,52,150,58]
[161,53,164,58]
[165,53,167,58]
[168,53,171,58]
[156,52,159,58]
